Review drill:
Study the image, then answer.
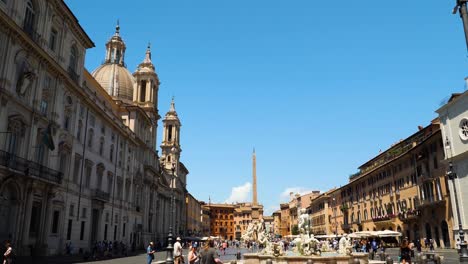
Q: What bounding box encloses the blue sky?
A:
[66,0,468,215]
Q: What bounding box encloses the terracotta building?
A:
[204,203,236,240]
[233,202,264,240]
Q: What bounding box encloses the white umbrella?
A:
[373,230,402,237]
[348,231,373,238]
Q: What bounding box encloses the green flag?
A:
[42,124,55,151]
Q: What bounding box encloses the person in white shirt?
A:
[174,237,183,264]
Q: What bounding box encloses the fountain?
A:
[241,209,369,263]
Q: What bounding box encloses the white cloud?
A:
[279,187,314,202]
[225,182,252,204]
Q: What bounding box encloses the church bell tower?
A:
[160,98,181,169]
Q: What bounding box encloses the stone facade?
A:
[0,0,190,255]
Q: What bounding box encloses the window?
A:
[110,144,114,162]
[40,76,50,116]
[80,221,85,240]
[77,120,82,142]
[51,210,60,234]
[69,204,75,217]
[87,129,94,149]
[49,28,58,51]
[140,80,147,102]
[73,154,81,184]
[168,125,173,141]
[23,0,35,34]
[122,223,126,237]
[97,166,104,190]
[99,137,104,156]
[69,45,78,72]
[63,115,70,131]
[107,173,113,194]
[29,201,41,236]
[84,161,92,188]
[82,207,87,219]
[104,224,108,240]
[66,219,72,240]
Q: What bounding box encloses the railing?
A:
[416,197,444,208]
[398,209,421,221]
[0,149,62,184]
[91,189,110,202]
[67,66,80,83]
[372,214,396,222]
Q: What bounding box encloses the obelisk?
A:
[251,148,260,220]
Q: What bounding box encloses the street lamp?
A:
[447,161,468,262]
[165,152,176,264]
[453,0,468,51]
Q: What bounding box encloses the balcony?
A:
[67,67,80,83]
[398,209,421,222]
[372,214,396,223]
[415,197,445,208]
[0,149,62,184]
[91,189,110,202]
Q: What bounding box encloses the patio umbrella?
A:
[373,230,402,237]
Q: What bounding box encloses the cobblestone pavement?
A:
[14,247,461,263]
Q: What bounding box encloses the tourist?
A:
[147,242,155,264]
[457,238,461,254]
[222,241,227,255]
[415,239,422,253]
[200,239,222,264]
[399,239,412,264]
[429,239,434,251]
[174,237,184,264]
[3,241,13,264]
[188,244,200,264]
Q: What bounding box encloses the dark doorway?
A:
[425,223,432,239]
[441,221,450,248]
[91,209,99,242]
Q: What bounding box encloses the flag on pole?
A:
[42,123,55,151]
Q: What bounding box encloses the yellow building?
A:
[320,120,454,248]
[186,193,202,236]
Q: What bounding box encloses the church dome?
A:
[92,22,135,102]
[92,63,134,101]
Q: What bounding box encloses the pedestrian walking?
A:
[399,239,412,264]
[188,244,200,264]
[146,242,155,264]
[200,239,222,264]
[3,241,13,264]
[174,237,184,264]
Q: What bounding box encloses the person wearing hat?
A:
[174,237,184,264]
[188,243,199,264]
[147,242,155,264]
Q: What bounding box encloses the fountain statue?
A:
[338,234,353,255]
[241,219,284,256]
[292,208,321,256]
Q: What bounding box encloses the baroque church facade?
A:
[0,0,188,256]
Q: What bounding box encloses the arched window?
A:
[24,0,36,34]
[364,209,368,220]
[69,45,78,72]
